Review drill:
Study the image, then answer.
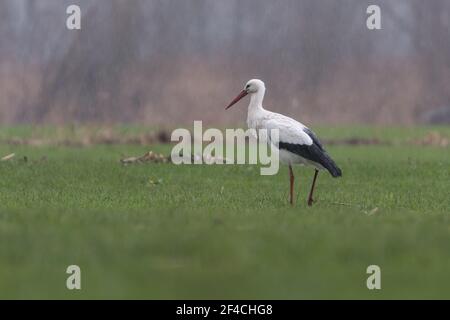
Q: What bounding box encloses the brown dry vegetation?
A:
[1,0,450,126]
[1,57,447,126]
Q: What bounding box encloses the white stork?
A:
[225,79,342,206]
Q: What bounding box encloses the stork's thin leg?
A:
[289,164,294,205]
[307,169,319,206]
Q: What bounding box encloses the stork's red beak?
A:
[225,90,248,110]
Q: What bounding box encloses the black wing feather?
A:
[303,128,324,150]
[279,128,342,177]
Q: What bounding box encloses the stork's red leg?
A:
[307,169,319,206]
[289,164,294,205]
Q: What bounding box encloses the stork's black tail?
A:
[300,128,342,178]
[321,152,342,178]
[278,141,342,177]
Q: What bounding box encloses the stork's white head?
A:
[244,79,265,94]
[225,79,265,110]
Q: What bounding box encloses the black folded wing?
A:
[279,128,342,177]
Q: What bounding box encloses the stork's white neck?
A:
[248,87,265,112]
[247,87,266,128]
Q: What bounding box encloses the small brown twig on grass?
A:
[120,151,169,165]
[1,153,15,161]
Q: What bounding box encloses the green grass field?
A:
[0,126,449,299]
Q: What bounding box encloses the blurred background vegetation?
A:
[1,0,450,126]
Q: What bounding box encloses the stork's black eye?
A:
[246,84,250,89]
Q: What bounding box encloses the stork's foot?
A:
[307,198,315,206]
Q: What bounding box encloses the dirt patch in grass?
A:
[1,129,448,148]
[411,131,450,147]
[1,129,171,147]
